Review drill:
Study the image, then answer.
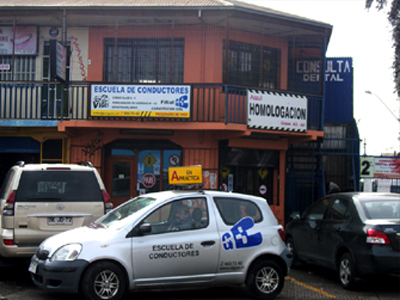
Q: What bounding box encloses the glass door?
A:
[106,157,137,207]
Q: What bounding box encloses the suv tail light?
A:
[3,239,14,246]
[366,228,390,244]
[278,228,285,242]
[3,190,16,216]
[102,191,113,213]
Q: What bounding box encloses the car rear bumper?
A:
[29,255,89,294]
[0,229,38,257]
[356,246,400,275]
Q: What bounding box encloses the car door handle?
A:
[201,241,215,247]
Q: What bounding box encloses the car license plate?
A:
[28,260,38,274]
[47,216,73,225]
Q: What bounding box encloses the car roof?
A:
[327,192,399,202]
[142,190,267,203]
[13,163,94,172]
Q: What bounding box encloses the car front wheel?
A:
[81,261,127,300]
[245,259,285,299]
[339,253,356,290]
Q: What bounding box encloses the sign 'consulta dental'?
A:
[247,90,307,132]
[90,84,191,118]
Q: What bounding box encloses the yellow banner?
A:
[168,166,203,185]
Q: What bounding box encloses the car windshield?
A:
[94,196,157,228]
[361,199,400,220]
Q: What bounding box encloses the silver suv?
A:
[0,161,112,260]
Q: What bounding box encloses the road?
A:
[0,261,399,300]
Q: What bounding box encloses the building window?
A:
[104,38,184,83]
[0,56,36,81]
[223,40,280,89]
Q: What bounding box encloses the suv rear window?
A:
[15,171,103,202]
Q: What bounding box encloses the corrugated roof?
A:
[0,0,233,7]
[0,0,331,28]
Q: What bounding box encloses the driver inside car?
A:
[168,203,192,231]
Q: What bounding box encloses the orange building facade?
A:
[0,1,332,224]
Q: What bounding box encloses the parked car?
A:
[285,192,400,289]
[29,189,292,300]
[0,161,112,262]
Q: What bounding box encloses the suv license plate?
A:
[47,217,73,225]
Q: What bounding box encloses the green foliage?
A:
[366,0,387,10]
[366,0,400,96]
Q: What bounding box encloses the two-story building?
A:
[0,0,333,224]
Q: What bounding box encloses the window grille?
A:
[104,38,184,83]
[223,40,280,89]
[0,55,36,81]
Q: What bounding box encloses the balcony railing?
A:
[0,82,323,131]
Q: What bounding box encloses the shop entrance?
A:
[105,157,137,207]
[104,139,182,207]
[220,166,274,203]
[219,144,279,204]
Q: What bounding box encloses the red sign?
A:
[141,173,156,188]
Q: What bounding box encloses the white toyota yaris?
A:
[29,189,292,300]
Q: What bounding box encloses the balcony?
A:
[0,82,323,131]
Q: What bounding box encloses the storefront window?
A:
[138,150,161,194]
[163,150,182,190]
[219,147,278,203]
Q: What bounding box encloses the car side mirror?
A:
[139,223,152,234]
[290,211,301,220]
[126,222,152,237]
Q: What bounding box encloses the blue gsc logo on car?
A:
[175,95,189,108]
[222,217,263,250]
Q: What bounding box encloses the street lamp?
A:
[365,91,400,123]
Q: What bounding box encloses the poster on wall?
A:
[90,84,191,118]
[0,26,37,55]
[360,156,400,179]
[247,90,307,132]
[373,158,400,178]
[377,179,391,192]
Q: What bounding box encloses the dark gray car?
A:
[285,192,400,289]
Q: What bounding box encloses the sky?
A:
[242,0,400,156]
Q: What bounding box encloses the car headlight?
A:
[50,244,82,262]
